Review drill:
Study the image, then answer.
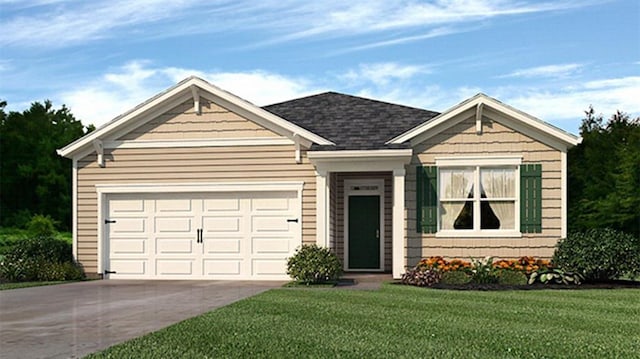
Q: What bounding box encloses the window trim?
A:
[435,156,522,238]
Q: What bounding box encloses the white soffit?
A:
[387,93,581,151]
[57,76,332,158]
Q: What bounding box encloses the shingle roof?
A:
[262,92,439,150]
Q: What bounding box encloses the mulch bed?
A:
[428,280,640,291]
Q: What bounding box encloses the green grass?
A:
[0,280,72,290]
[87,284,640,358]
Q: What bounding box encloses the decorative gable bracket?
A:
[293,134,302,164]
[191,85,201,115]
[92,139,105,168]
[475,103,484,135]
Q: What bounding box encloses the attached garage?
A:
[98,183,302,280]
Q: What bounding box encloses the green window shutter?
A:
[417,166,438,233]
[520,164,542,233]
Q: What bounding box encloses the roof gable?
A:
[387,93,581,151]
[263,92,439,150]
[57,77,333,158]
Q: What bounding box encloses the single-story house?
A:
[58,76,581,280]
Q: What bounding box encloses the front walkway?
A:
[0,279,282,358]
[338,273,394,290]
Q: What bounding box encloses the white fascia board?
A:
[58,76,332,158]
[58,79,197,158]
[191,78,333,146]
[95,181,304,194]
[307,149,412,160]
[479,96,581,147]
[387,95,483,144]
[387,93,581,149]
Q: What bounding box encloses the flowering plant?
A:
[493,257,551,275]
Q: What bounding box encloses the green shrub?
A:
[401,268,441,287]
[0,236,84,282]
[286,245,342,284]
[440,270,471,285]
[553,228,640,281]
[497,270,527,285]
[38,261,85,281]
[528,269,582,285]
[26,215,58,237]
[7,236,72,263]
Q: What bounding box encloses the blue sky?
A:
[1,0,638,134]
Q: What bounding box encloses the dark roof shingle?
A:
[262,92,439,150]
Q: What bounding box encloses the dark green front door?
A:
[348,195,380,269]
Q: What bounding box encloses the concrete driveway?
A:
[0,280,283,358]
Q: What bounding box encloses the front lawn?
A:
[88,284,640,358]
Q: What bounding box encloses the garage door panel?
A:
[203,198,240,211]
[252,237,292,254]
[111,199,145,212]
[204,238,241,254]
[252,216,291,232]
[112,218,146,233]
[111,260,146,275]
[156,238,194,254]
[156,199,193,212]
[252,196,291,211]
[155,217,193,232]
[202,216,241,232]
[111,238,146,254]
[156,259,194,275]
[203,259,242,275]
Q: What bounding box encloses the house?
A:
[57,76,581,280]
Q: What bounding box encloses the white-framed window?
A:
[439,166,517,233]
[416,156,541,238]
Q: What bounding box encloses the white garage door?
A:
[104,191,300,280]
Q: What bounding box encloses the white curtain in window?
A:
[481,168,515,229]
[440,169,473,229]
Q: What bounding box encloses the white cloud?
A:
[505,76,640,124]
[342,63,430,86]
[1,0,598,50]
[0,0,201,47]
[500,63,583,78]
[334,26,475,54]
[58,61,322,127]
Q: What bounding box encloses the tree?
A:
[0,100,93,230]
[568,107,640,237]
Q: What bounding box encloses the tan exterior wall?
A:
[405,116,562,267]
[335,172,393,272]
[118,99,280,141]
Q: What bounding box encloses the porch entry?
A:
[344,179,384,271]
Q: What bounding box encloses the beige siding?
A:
[119,99,280,140]
[329,172,338,257]
[405,116,563,267]
[335,172,393,272]
[76,145,316,275]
